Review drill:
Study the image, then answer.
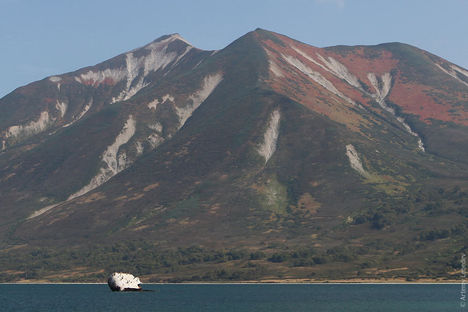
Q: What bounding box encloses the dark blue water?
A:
[0,284,461,311]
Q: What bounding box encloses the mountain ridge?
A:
[0,29,467,282]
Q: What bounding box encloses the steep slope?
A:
[0,34,216,223]
[0,29,467,282]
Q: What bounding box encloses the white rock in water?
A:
[108,272,142,291]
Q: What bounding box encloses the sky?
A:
[1,0,467,97]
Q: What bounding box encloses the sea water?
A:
[0,284,461,311]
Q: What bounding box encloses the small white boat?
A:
[107,272,142,291]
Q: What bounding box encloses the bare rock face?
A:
[107,272,142,291]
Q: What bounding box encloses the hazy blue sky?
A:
[1,0,467,97]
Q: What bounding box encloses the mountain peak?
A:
[143,33,193,51]
[167,33,192,46]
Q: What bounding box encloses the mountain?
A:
[0,29,467,282]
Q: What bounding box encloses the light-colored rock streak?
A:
[435,63,468,87]
[75,68,127,86]
[174,46,193,65]
[346,144,368,177]
[367,73,391,104]
[264,49,284,77]
[112,44,178,103]
[257,109,281,163]
[148,94,174,110]
[147,98,159,110]
[76,100,92,121]
[111,53,146,103]
[148,122,163,133]
[367,72,425,151]
[27,203,59,219]
[175,73,223,128]
[68,116,136,200]
[143,46,177,77]
[147,133,164,149]
[76,34,190,101]
[292,47,330,71]
[135,141,144,155]
[147,120,164,150]
[55,100,67,118]
[162,94,174,103]
[5,111,52,141]
[269,60,284,77]
[62,100,93,128]
[292,47,362,90]
[282,54,356,106]
[316,54,362,89]
[454,65,468,79]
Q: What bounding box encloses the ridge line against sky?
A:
[1,0,467,97]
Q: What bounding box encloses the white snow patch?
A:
[368,72,425,151]
[108,272,141,291]
[175,73,223,128]
[49,76,62,83]
[55,100,67,118]
[1,140,5,151]
[346,144,368,177]
[282,54,356,106]
[257,109,281,163]
[68,116,136,200]
[435,63,468,87]
[5,111,52,140]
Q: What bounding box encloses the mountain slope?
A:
[0,29,467,282]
